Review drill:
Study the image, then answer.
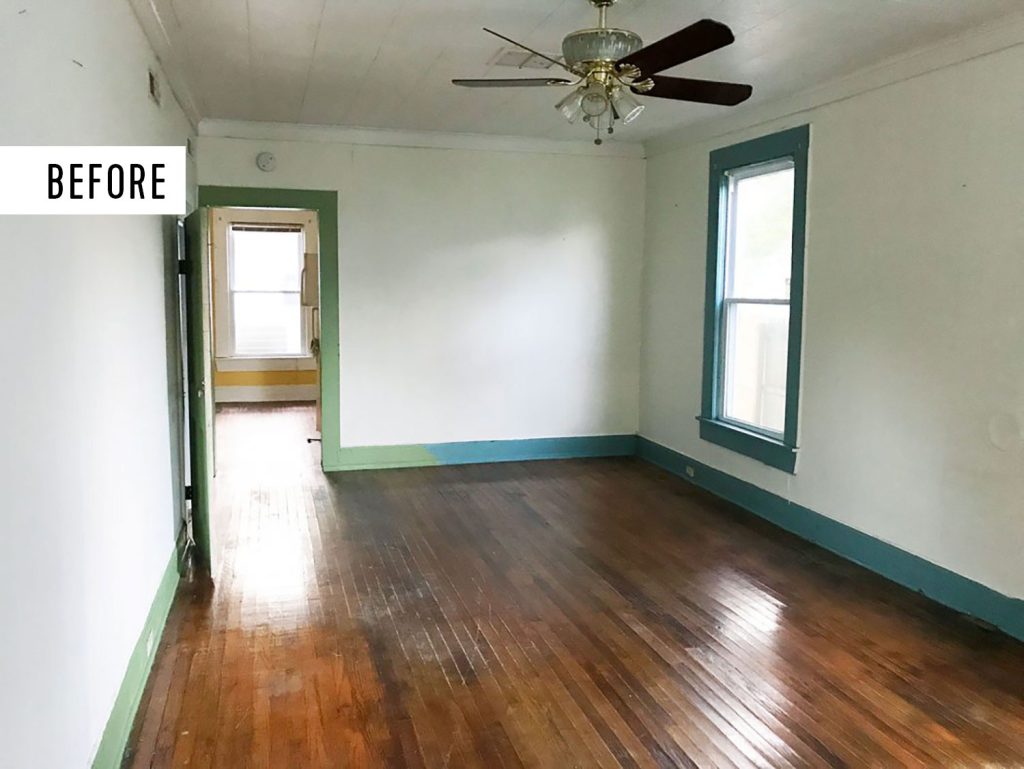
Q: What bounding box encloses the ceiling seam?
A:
[245,0,255,118]
[340,2,408,126]
[297,0,329,123]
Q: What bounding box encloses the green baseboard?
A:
[636,437,1024,643]
[91,552,180,769]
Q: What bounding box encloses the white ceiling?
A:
[145,0,1022,142]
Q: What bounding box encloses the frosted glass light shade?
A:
[562,29,643,67]
[610,87,645,124]
[555,88,585,123]
[580,83,609,117]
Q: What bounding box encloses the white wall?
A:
[641,39,1024,599]
[0,1,194,766]
[198,132,646,447]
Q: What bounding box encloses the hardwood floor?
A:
[125,403,1024,768]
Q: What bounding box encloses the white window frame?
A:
[718,158,795,440]
[211,207,319,364]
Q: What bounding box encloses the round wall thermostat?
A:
[256,151,276,172]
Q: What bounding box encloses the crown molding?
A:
[197,119,646,159]
[645,10,1024,157]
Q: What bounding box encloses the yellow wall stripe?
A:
[214,370,318,387]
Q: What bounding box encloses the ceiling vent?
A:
[489,47,560,70]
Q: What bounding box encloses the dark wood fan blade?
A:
[453,78,573,88]
[637,75,752,106]
[618,19,734,77]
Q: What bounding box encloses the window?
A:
[700,125,809,473]
[228,227,304,357]
[211,208,319,361]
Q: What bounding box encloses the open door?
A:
[302,239,321,434]
[184,208,215,574]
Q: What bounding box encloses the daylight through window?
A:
[720,161,795,436]
[229,227,305,357]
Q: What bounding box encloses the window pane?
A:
[233,292,303,357]
[230,229,302,291]
[722,302,789,434]
[726,165,794,300]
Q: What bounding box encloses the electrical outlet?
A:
[685,466,696,478]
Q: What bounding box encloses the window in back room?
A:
[227,226,305,357]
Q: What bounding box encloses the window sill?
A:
[215,355,316,372]
[697,417,797,473]
[216,354,313,361]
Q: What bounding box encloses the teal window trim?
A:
[700,125,810,474]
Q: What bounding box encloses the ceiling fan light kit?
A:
[555,89,585,123]
[453,0,754,145]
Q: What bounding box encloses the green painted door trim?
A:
[91,552,180,769]
[636,436,1024,643]
[700,124,810,473]
[184,209,214,568]
[197,186,341,471]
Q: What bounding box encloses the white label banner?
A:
[0,146,187,215]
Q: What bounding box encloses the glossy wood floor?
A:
[125,404,1024,768]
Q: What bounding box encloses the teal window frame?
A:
[699,125,810,473]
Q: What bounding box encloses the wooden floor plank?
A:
[124,403,1024,768]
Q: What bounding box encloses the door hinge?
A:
[177,259,189,275]
[184,484,193,501]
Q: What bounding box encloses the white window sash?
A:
[717,298,790,440]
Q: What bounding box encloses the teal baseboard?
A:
[323,434,637,472]
[92,552,180,769]
[636,437,1024,643]
[427,435,638,465]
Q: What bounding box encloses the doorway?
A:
[210,207,321,417]
[183,186,339,577]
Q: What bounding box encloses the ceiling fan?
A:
[453,0,753,144]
